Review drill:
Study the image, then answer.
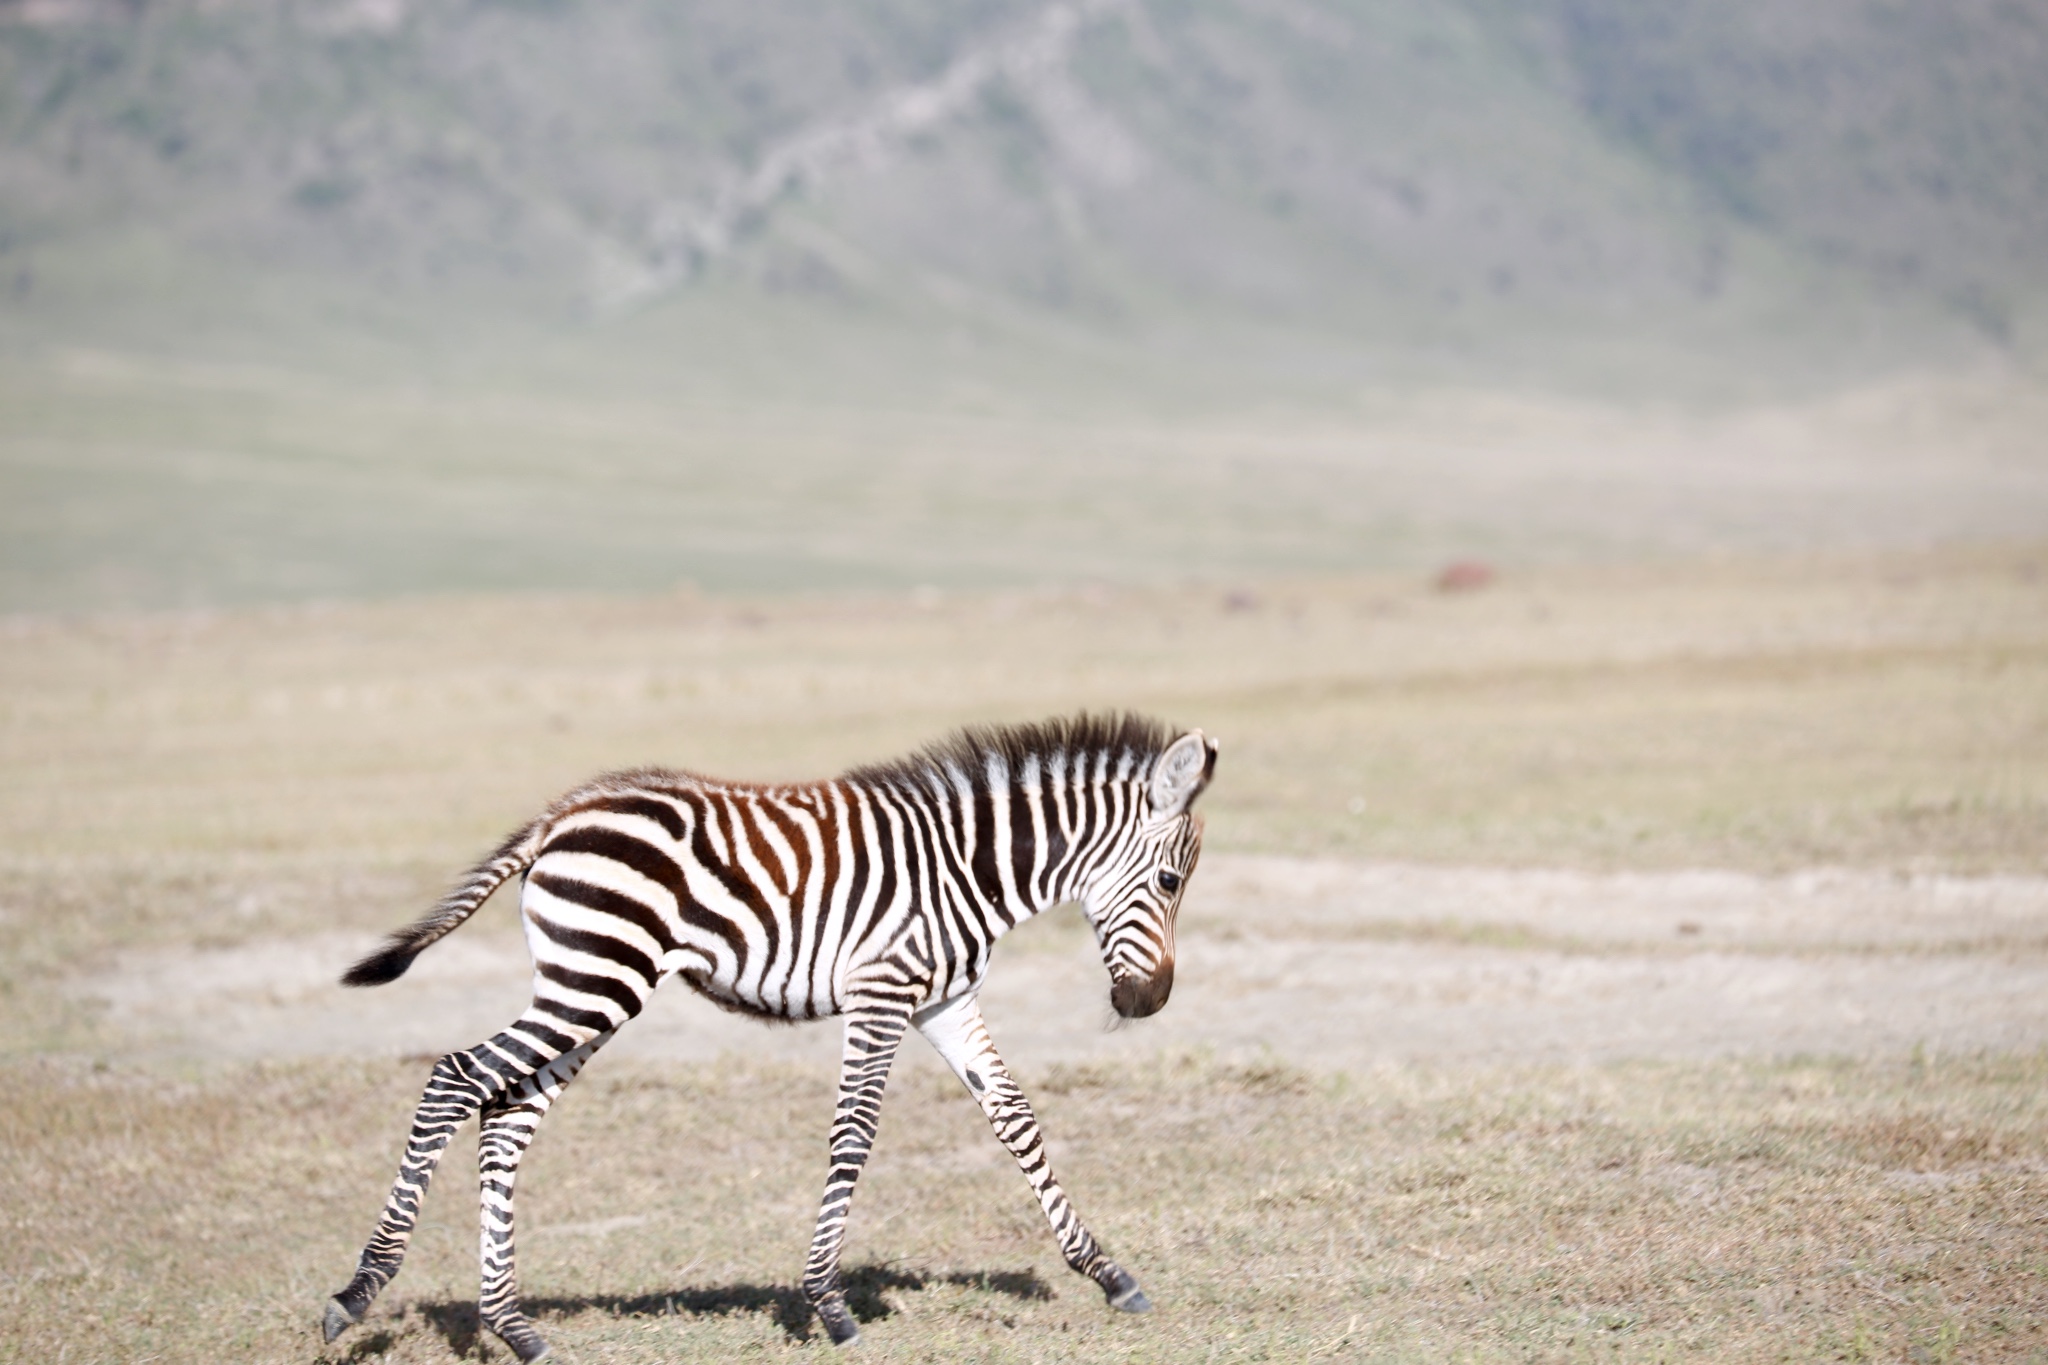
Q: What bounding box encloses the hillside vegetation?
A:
[3,0,2044,609]
[2,0,2042,392]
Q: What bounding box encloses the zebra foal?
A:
[322,713,1216,1356]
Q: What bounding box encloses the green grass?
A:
[6,345,2047,612]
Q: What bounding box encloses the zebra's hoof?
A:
[321,1298,358,1343]
[818,1299,862,1346]
[498,1329,552,1364]
[1101,1266,1152,1313]
[490,1317,552,1363]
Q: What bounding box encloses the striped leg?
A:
[476,1033,612,1364]
[914,992,1152,1312]
[323,1010,607,1345]
[802,999,914,1346]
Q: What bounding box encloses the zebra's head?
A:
[1087,729,1217,1020]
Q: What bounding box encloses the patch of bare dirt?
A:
[75,856,2048,1073]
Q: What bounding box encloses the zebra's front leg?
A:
[914,992,1152,1313]
[802,998,914,1346]
[475,1033,611,1364]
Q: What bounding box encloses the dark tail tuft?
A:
[341,935,426,987]
[338,812,550,988]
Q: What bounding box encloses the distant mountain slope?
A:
[0,0,2042,392]
[1499,0,2048,344]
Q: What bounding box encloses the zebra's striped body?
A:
[323,714,1216,1357]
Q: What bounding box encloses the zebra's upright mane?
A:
[848,711,1177,793]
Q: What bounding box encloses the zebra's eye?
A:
[1156,869,1182,894]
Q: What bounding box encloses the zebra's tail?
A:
[341,818,548,987]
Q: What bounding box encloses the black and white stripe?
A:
[323,713,1217,1357]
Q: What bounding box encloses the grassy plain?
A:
[2,545,2045,1360]
[6,349,2047,613]
[5,1050,2046,1364]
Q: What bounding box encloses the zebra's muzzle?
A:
[1110,959,1174,1018]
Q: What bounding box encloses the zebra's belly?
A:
[669,957,840,1023]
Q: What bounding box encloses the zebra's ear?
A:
[1150,731,1214,816]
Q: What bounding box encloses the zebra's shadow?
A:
[410,1264,1057,1350]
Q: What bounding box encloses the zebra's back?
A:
[520,769,932,1024]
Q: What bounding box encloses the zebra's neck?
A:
[987,746,1147,928]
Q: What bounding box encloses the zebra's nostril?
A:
[1110,960,1173,1018]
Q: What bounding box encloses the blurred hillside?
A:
[2,0,2045,611]
[3,0,2043,398]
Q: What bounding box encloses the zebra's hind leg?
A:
[475,1032,612,1364]
[323,1013,609,1345]
[914,992,1153,1314]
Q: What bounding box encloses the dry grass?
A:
[2,1049,2044,1363]
[5,547,2044,1039]
[7,552,2045,1050]
[3,546,2044,1360]
[3,542,2042,905]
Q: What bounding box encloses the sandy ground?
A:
[78,854,2048,1076]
